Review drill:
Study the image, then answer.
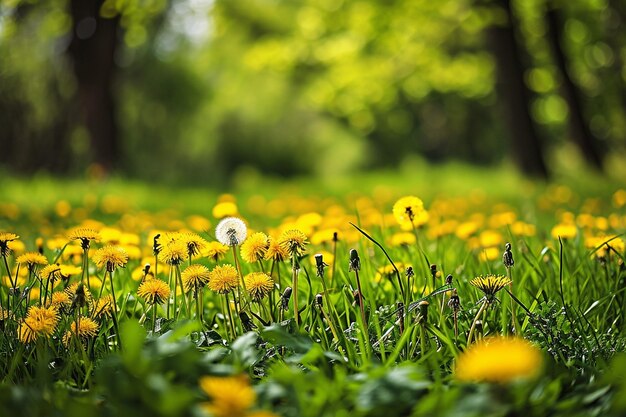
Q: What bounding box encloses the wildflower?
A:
[264,238,288,262]
[92,246,129,272]
[40,264,63,284]
[240,232,269,263]
[160,240,187,265]
[137,279,171,305]
[181,264,210,293]
[551,223,577,240]
[215,217,247,246]
[179,232,208,258]
[63,316,100,346]
[348,249,361,272]
[455,337,542,382]
[16,252,48,269]
[392,196,428,227]
[204,241,230,262]
[18,305,59,344]
[209,265,239,294]
[470,274,511,301]
[314,253,328,277]
[50,291,72,309]
[199,375,256,417]
[278,229,308,257]
[389,232,416,247]
[0,232,19,257]
[92,294,114,318]
[212,201,239,219]
[244,272,274,300]
[503,242,514,268]
[67,227,101,250]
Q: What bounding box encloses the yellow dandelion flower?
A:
[181,264,210,293]
[204,241,230,262]
[551,223,577,240]
[264,238,289,262]
[16,252,48,268]
[199,375,256,417]
[63,316,100,346]
[389,232,416,247]
[64,282,93,309]
[67,227,101,250]
[39,264,63,283]
[180,232,208,258]
[92,246,129,272]
[278,229,308,257]
[18,305,59,344]
[244,272,274,300]
[92,294,114,318]
[455,337,542,383]
[209,264,239,294]
[470,274,511,299]
[392,196,429,227]
[50,291,71,309]
[212,201,239,219]
[59,264,82,277]
[240,232,269,263]
[160,240,187,266]
[137,279,170,305]
[0,232,19,257]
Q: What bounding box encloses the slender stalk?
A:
[467,301,489,345]
[291,255,299,327]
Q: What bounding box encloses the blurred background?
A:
[1,0,625,186]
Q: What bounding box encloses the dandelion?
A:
[0,232,19,257]
[470,274,512,301]
[264,238,288,262]
[240,232,269,263]
[244,272,274,301]
[392,196,428,228]
[67,227,101,250]
[199,375,256,417]
[209,265,239,294]
[160,240,187,266]
[181,264,210,293]
[137,279,170,305]
[63,316,100,346]
[205,241,230,262]
[65,282,93,311]
[50,291,72,310]
[92,246,128,272]
[92,294,114,318]
[40,264,63,287]
[16,252,48,269]
[18,305,59,344]
[215,217,247,247]
[278,229,308,257]
[455,337,542,383]
[551,223,577,240]
[179,232,208,259]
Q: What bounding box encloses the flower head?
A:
[278,229,308,257]
[65,282,93,310]
[93,246,129,272]
[244,272,274,300]
[209,264,239,294]
[182,264,211,293]
[199,375,256,417]
[18,305,59,344]
[137,279,171,305]
[215,217,248,246]
[392,196,429,227]
[0,232,19,257]
[16,252,48,269]
[264,238,288,262]
[67,227,101,250]
[63,316,100,346]
[470,274,511,300]
[160,240,188,266]
[39,264,63,284]
[174,232,208,258]
[455,336,542,383]
[205,241,230,262]
[92,294,114,318]
[240,232,269,263]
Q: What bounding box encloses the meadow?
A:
[0,165,625,417]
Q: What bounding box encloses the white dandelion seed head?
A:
[215,217,248,246]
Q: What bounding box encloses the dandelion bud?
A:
[332,232,339,242]
[448,289,460,311]
[417,300,429,324]
[349,249,361,272]
[314,253,328,278]
[280,287,293,311]
[503,242,514,268]
[405,266,414,278]
[315,293,323,308]
[352,289,363,306]
[153,234,162,256]
[445,274,453,286]
[430,264,437,279]
[143,263,151,275]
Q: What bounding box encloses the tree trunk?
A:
[67,0,119,172]
[486,0,549,178]
[545,4,605,170]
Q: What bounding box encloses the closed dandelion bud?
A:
[315,293,323,308]
[430,264,437,279]
[349,249,361,272]
[445,274,453,286]
[144,263,151,275]
[333,232,339,243]
[352,289,363,306]
[418,300,429,324]
[314,253,328,278]
[280,287,293,311]
[405,266,414,279]
[448,290,460,311]
[153,234,162,256]
[239,312,257,331]
[503,242,514,268]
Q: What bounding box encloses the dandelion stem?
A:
[291,255,300,327]
[467,300,489,345]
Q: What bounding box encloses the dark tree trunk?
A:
[486,0,548,178]
[67,0,120,172]
[545,5,605,170]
